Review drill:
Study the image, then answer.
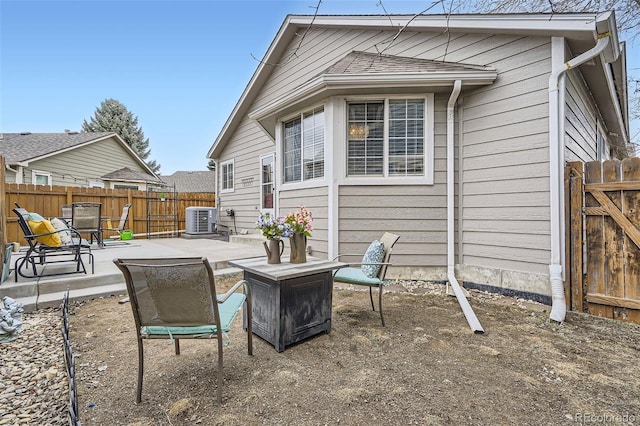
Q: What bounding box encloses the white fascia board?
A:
[288,13,600,38]
[250,71,497,121]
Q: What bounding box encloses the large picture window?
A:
[347,98,426,178]
[221,160,234,192]
[283,107,324,183]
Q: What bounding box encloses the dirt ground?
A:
[70,277,640,426]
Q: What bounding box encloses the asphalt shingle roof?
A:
[323,51,494,75]
[160,171,216,193]
[0,132,115,163]
[102,167,162,183]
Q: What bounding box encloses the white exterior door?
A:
[260,153,276,215]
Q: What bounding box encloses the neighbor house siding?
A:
[23,137,146,187]
[460,36,552,284]
[5,170,16,183]
[215,115,276,233]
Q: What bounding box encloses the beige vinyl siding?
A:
[338,184,448,267]
[5,170,16,183]
[279,186,328,257]
[337,94,450,266]
[564,71,599,162]
[460,36,552,276]
[219,26,556,282]
[23,137,147,187]
[215,115,276,233]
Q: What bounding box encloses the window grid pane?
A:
[388,99,424,176]
[347,102,384,176]
[284,118,301,183]
[303,109,325,180]
[222,163,233,190]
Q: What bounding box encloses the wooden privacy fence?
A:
[565,158,640,324]
[4,183,215,245]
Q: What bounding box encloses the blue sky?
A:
[1,0,638,174]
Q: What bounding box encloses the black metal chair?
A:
[12,203,94,281]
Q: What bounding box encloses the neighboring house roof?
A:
[0,132,158,177]
[160,171,216,192]
[102,167,162,184]
[208,12,628,159]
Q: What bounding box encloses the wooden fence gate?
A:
[565,158,640,324]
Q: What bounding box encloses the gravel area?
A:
[0,308,68,425]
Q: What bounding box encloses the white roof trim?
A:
[288,13,601,38]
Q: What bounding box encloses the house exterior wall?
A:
[19,137,148,188]
[215,116,275,234]
[564,69,613,163]
[216,26,614,299]
[280,186,329,256]
[457,36,553,295]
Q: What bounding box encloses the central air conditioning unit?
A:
[185,207,217,234]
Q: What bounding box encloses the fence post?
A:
[565,162,584,312]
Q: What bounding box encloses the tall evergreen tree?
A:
[82,98,160,173]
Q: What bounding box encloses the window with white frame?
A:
[283,107,324,183]
[221,160,234,192]
[347,98,427,178]
[32,170,51,186]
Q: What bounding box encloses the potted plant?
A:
[284,206,313,263]
[256,213,292,264]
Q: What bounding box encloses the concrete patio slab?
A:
[1,236,267,312]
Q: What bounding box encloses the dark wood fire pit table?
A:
[228,256,347,352]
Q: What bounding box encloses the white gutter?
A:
[548,16,616,323]
[602,62,629,147]
[446,79,484,334]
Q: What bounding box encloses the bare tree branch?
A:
[251,0,323,67]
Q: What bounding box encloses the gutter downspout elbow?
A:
[446,80,484,334]
[548,33,611,323]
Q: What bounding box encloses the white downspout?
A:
[447,79,484,334]
[548,32,612,323]
[15,165,24,184]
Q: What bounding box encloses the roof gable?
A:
[0,132,158,177]
[0,132,114,163]
[208,12,626,159]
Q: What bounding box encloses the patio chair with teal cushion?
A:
[333,232,400,326]
[113,257,253,404]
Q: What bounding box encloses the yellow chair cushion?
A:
[27,215,62,247]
